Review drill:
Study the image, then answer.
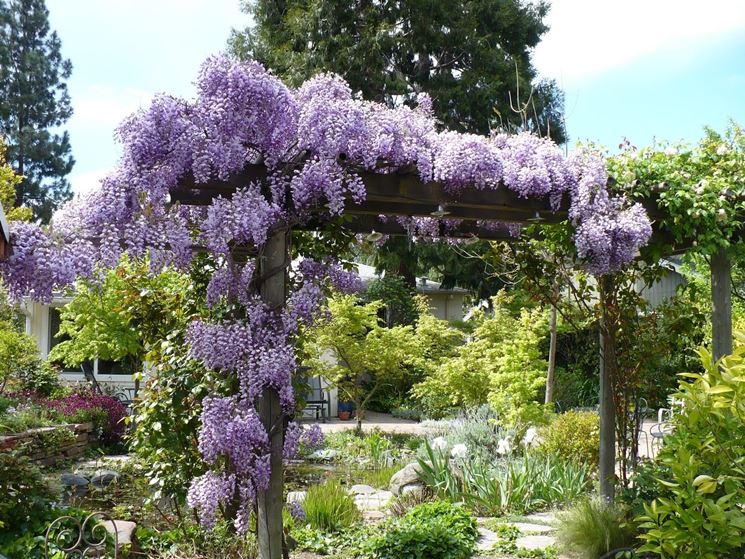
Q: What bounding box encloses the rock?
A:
[514,534,556,550]
[362,510,387,522]
[287,491,306,503]
[91,470,120,488]
[350,484,377,495]
[354,490,393,511]
[476,527,500,552]
[308,449,339,461]
[509,521,554,534]
[389,463,422,495]
[60,473,89,497]
[522,511,557,525]
[400,483,425,495]
[103,519,138,550]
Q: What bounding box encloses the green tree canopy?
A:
[0,0,74,222]
[231,0,566,141]
[304,293,419,431]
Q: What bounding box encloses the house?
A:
[22,262,468,412]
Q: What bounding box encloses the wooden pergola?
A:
[170,162,732,558]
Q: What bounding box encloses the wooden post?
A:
[598,275,616,502]
[711,246,732,362]
[257,228,289,559]
[545,282,559,405]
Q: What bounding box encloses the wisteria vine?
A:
[0,55,651,530]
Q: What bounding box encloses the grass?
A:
[556,497,637,559]
[302,479,361,532]
[356,464,399,489]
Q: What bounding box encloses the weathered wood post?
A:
[711,246,732,362]
[545,282,559,405]
[257,228,289,559]
[598,275,617,502]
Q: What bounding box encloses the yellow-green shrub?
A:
[538,410,599,469]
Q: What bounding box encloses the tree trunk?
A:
[545,282,559,405]
[711,246,732,362]
[598,275,617,502]
[257,228,289,559]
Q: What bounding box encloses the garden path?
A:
[304,411,434,435]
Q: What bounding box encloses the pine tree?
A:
[231,0,565,142]
[0,0,74,222]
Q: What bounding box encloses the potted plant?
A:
[338,401,354,420]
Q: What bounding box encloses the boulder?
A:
[103,519,138,550]
[91,470,120,488]
[60,473,89,497]
[389,463,423,495]
[350,484,377,495]
[400,483,425,495]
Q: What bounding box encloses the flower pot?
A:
[338,410,352,421]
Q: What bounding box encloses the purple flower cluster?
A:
[287,501,306,523]
[2,54,654,531]
[283,422,325,462]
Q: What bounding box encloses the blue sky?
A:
[46,0,745,195]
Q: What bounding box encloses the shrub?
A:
[538,410,600,469]
[302,479,361,532]
[20,361,63,397]
[636,339,745,558]
[363,500,478,559]
[46,390,128,445]
[0,322,43,395]
[556,497,636,559]
[0,452,55,533]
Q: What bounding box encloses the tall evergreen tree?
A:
[0,0,74,222]
[231,0,565,142]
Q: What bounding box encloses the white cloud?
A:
[71,85,154,130]
[69,168,110,197]
[534,0,745,83]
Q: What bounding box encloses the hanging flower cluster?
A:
[0,55,652,530]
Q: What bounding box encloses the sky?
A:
[45,0,745,196]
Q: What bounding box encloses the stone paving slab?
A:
[514,534,557,550]
[509,521,554,534]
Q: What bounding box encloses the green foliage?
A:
[0,451,55,532]
[0,0,74,221]
[137,519,258,559]
[50,257,198,378]
[130,339,221,506]
[0,137,31,221]
[556,497,636,559]
[362,500,478,559]
[0,319,43,394]
[635,335,745,558]
[413,294,549,426]
[417,441,592,516]
[362,275,419,327]
[305,294,419,430]
[610,122,745,257]
[233,0,565,141]
[538,411,600,469]
[301,479,361,532]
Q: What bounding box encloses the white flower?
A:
[496,437,512,456]
[716,144,729,156]
[431,436,448,452]
[451,443,468,459]
[664,146,677,156]
[523,427,538,446]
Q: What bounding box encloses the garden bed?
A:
[0,422,95,466]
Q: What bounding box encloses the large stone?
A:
[515,534,556,550]
[308,449,338,461]
[509,522,554,534]
[91,470,120,488]
[400,483,425,496]
[350,484,377,495]
[362,510,387,522]
[103,519,137,550]
[60,473,89,497]
[354,490,393,511]
[476,527,500,552]
[389,462,423,495]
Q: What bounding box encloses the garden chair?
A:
[304,376,331,423]
[81,361,102,395]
